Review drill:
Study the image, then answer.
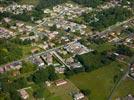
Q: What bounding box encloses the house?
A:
[31,48,40,53]
[46,53,53,65]
[73,92,85,100]
[55,79,67,86]
[11,61,22,70]
[4,65,11,71]
[55,67,65,74]
[70,62,82,69]
[129,63,134,78]
[45,81,51,87]
[33,57,45,67]
[19,89,29,100]
[0,67,4,74]
[124,94,134,100]
[3,17,11,23]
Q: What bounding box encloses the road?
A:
[108,63,130,100]
[91,17,134,38]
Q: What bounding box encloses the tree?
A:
[113,75,118,83]
[82,7,133,31]
[50,24,57,31]
[80,89,91,96]
[20,61,37,74]
[47,66,58,81]
[32,69,48,84]
[33,87,45,98]
[116,44,133,56]
[12,77,27,89]
[36,0,67,10]
[72,0,106,8]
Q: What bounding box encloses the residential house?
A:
[73,92,85,100]
[55,79,67,86]
[19,89,29,100]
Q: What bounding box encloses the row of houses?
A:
[44,3,91,20]
[0,61,22,74]
[0,3,34,15]
[1,17,33,39]
[29,52,54,68]
[43,18,87,34]
[0,27,15,39]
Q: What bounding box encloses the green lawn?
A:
[112,77,134,99]
[69,61,127,100]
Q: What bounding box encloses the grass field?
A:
[47,80,83,100]
[69,61,127,100]
[112,77,134,99]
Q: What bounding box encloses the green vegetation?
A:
[121,27,134,35]
[19,0,38,5]
[82,7,133,31]
[112,78,134,99]
[75,42,116,72]
[76,51,109,72]
[0,39,23,65]
[47,80,79,100]
[0,10,44,22]
[28,66,58,84]
[0,38,37,65]
[0,77,28,100]
[69,61,127,100]
[20,61,37,74]
[72,0,106,8]
[0,0,21,5]
[116,44,133,57]
[36,0,67,10]
[11,37,33,45]
[33,86,46,98]
[121,0,134,7]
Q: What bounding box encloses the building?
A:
[19,89,29,100]
[46,53,53,65]
[124,94,134,100]
[11,61,22,70]
[55,67,65,74]
[129,63,134,78]
[73,92,85,100]
[55,79,67,86]
[0,67,4,74]
[45,81,51,87]
[33,57,45,67]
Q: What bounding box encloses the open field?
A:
[47,80,87,100]
[69,61,127,100]
[112,77,134,99]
